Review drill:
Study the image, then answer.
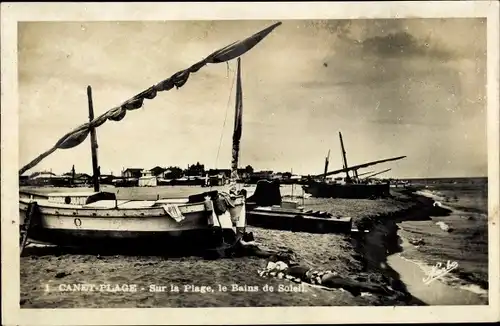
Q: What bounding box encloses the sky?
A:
[18,19,487,178]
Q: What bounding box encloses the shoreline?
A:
[401,189,488,292]
[353,188,488,305]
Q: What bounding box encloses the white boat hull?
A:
[19,191,246,249]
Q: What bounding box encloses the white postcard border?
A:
[1,1,499,325]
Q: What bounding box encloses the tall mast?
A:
[339,131,350,182]
[323,149,330,181]
[71,164,75,187]
[230,58,243,186]
[87,86,100,192]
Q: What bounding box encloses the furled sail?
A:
[230,58,243,184]
[19,22,282,175]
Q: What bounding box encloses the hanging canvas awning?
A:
[19,22,282,175]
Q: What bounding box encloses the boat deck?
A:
[247,205,352,234]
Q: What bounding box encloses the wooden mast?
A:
[339,131,351,182]
[323,149,330,181]
[87,86,100,192]
[230,58,243,187]
[71,164,75,187]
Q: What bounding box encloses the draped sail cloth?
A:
[19,22,282,175]
[230,58,243,184]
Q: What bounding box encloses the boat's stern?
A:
[188,190,248,241]
[227,195,246,233]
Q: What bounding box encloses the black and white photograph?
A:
[2,2,499,325]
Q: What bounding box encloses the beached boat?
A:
[19,189,245,249]
[18,22,282,254]
[245,180,353,234]
[303,131,406,199]
[303,180,392,199]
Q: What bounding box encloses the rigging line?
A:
[214,63,237,170]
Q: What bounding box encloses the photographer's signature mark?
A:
[423,260,458,285]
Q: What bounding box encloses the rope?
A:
[214,64,237,170]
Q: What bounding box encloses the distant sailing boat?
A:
[18,22,282,254]
[303,131,406,199]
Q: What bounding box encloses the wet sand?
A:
[395,186,489,298]
[387,239,488,305]
[382,183,489,305]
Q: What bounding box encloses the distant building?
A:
[148,166,169,178]
[207,174,225,186]
[244,170,274,183]
[138,176,158,187]
[99,174,115,185]
[30,171,56,179]
[141,170,153,177]
[62,172,92,185]
[139,166,170,178]
[207,169,231,178]
[74,173,92,185]
[136,166,170,186]
[122,168,143,178]
[252,171,274,179]
[26,171,72,187]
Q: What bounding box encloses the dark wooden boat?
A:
[302,180,390,199]
[246,180,353,234]
[303,131,406,199]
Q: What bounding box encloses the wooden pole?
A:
[230,57,243,186]
[339,131,350,183]
[87,86,100,192]
[71,164,75,187]
[323,149,330,182]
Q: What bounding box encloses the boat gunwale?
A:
[19,199,205,211]
[18,209,204,219]
[19,195,245,210]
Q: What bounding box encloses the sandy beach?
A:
[19,182,489,307]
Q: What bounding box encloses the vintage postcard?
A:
[1,1,499,325]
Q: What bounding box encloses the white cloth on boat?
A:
[204,199,221,227]
[218,192,237,209]
[161,204,185,222]
[217,211,233,229]
[235,202,246,228]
